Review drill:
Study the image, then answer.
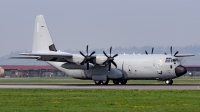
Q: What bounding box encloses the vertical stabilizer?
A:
[32,15,57,53]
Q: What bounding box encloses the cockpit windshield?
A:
[165,58,172,62]
[165,58,179,63]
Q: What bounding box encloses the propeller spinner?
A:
[103,46,118,72]
[80,45,96,70]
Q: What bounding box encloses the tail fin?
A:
[32,15,57,53]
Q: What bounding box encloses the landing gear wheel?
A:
[102,79,109,85]
[113,80,120,85]
[94,81,102,85]
[165,79,173,85]
[120,80,127,85]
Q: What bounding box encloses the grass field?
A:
[0,77,200,84]
[0,89,199,112]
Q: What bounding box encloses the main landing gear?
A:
[165,79,173,85]
[94,80,109,85]
[94,79,127,85]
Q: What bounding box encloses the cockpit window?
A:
[165,58,179,63]
[174,59,179,62]
[165,58,172,63]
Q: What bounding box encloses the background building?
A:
[0,65,66,78]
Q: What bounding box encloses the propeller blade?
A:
[122,62,123,71]
[108,63,111,72]
[89,51,95,57]
[86,45,88,56]
[80,58,86,65]
[103,51,109,58]
[170,46,172,56]
[87,62,89,70]
[110,46,112,57]
[103,60,108,65]
[80,51,86,57]
[89,59,95,64]
[151,47,154,54]
[145,50,148,55]
[113,54,118,58]
[111,61,117,68]
[122,62,124,77]
[174,51,179,56]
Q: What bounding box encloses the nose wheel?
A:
[165,79,173,85]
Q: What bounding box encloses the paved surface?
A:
[0,84,200,90]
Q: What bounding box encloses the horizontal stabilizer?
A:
[20,52,72,58]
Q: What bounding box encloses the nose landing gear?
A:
[165,79,173,85]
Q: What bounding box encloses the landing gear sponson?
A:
[95,79,174,85]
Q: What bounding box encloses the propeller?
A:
[103,46,118,72]
[165,46,194,57]
[145,47,154,55]
[79,45,96,70]
[166,46,179,56]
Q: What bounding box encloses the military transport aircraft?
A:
[10,15,194,85]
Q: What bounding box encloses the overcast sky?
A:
[0,0,200,56]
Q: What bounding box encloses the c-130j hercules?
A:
[10,15,194,85]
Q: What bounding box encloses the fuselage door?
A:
[128,65,132,74]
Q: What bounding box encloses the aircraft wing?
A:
[175,54,195,57]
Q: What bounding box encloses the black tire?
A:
[102,79,109,85]
[165,79,173,85]
[113,80,120,85]
[94,81,102,85]
[120,79,127,85]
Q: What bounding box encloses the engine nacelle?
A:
[65,55,84,64]
[95,56,107,65]
[61,63,94,70]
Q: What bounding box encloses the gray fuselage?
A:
[47,54,184,81]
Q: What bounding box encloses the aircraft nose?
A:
[175,65,187,77]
